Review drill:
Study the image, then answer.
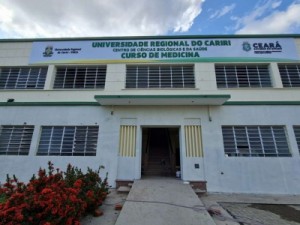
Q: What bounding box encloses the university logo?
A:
[43,45,53,57]
[242,42,251,52]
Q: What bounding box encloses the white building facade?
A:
[0,34,300,194]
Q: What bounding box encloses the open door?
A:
[141,127,180,177]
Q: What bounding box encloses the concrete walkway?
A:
[115,178,215,225]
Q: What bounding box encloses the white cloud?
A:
[272,0,282,9]
[236,2,300,34]
[209,3,236,19]
[0,0,204,38]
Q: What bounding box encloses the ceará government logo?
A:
[242,42,251,52]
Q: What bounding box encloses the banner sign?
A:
[29,37,299,64]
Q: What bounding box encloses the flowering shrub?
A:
[0,162,109,225]
[64,164,109,213]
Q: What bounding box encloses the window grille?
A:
[126,65,195,88]
[278,64,300,87]
[119,125,136,157]
[54,66,106,89]
[222,126,290,157]
[37,126,99,156]
[293,126,300,152]
[0,125,34,155]
[0,67,47,89]
[215,65,272,88]
[184,125,203,157]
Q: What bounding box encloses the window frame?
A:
[125,64,195,89]
[0,125,34,155]
[53,65,107,89]
[278,64,300,87]
[222,125,291,157]
[293,126,300,152]
[37,125,99,156]
[0,67,48,90]
[215,64,272,88]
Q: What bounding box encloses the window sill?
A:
[122,88,199,90]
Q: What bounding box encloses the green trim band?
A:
[31,57,300,65]
[94,94,231,99]
[0,102,99,106]
[1,100,300,106]
[1,34,300,42]
[225,101,300,105]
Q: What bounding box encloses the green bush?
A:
[64,164,109,213]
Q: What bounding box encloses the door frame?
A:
[138,125,182,179]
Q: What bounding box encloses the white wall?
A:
[0,42,32,66]
[1,105,300,194]
[0,106,120,187]
[205,105,300,194]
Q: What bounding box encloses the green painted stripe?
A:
[225,101,300,105]
[1,100,299,106]
[94,94,231,99]
[1,34,300,42]
[0,102,99,106]
[30,57,300,65]
[158,57,300,63]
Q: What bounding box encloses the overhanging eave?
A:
[94,94,231,106]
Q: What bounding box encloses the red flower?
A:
[41,188,52,194]
[15,213,24,221]
[86,190,94,199]
[69,195,78,203]
[74,179,83,188]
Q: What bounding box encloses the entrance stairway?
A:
[144,147,172,176]
[143,129,172,176]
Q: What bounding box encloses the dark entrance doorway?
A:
[141,127,180,177]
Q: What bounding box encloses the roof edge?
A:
[1,34,300,43]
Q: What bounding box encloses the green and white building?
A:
[1,34,300,194]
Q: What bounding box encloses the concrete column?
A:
[269,62,283,88]
[44,65,56,90]
[28,125,41,156]
[195,63,217,91]
[105,64,126,92]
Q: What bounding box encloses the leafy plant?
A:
[64,164,109,213]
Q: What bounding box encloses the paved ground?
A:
[81,184,300,225]
[115,178,215,225]
[81,189,127,225]
[220,203,300,225]
[201,193,300,225]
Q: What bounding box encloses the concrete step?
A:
[143,171,173,176]
[117,186,131,193]
[194,188,207,196]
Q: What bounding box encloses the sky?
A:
[0,0,299,38]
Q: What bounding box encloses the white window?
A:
[0,67,47,89]
[126,65,195,88]
[215,64,272,88]
[54,66,106,89]
[0,125,34,155]
[278,64,300,87]
[222,126,290,157]
[37,126,99,156]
